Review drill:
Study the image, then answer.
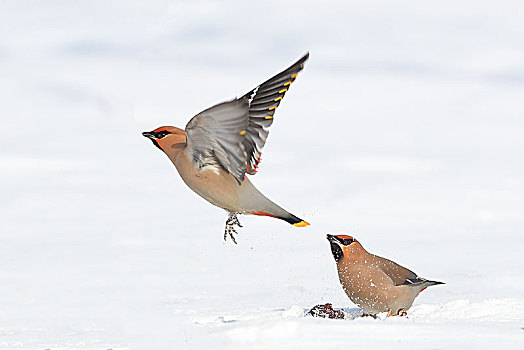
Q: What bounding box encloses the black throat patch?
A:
[330,243,343,261]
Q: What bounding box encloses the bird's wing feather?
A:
[185,98,250,184]
[242,53,309,174]
[184,53,309,183]
[373,255,425,286]
[186,53,309,184]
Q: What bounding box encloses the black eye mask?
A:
[341,237,354,245]
[155,131,170,139]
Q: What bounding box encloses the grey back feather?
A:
[374,254,442,287]
[373,255,422,286]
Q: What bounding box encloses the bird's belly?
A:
[386,286,416,313]
[340,275,398,314]
[344,285,389,314]
[173,155,240,211]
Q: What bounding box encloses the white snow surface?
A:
[1,0,524,348]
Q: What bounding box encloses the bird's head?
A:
[142,126,186,153]
[326,234,362,261]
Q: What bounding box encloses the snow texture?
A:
[1,0,524,348]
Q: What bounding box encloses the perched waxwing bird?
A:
[143,53,310,243]
[327,234,444,316]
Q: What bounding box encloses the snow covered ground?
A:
[1,0,524,348]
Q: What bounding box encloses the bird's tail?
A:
[239,178,310,227]
[249,210,310,227]
[281,212,310,227]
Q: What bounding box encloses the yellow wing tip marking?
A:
[264,116,273,119]
[239,130,246,135]
[268,106,277,111]
[291,73,298,78]
[293,220,310,227]
[284,81,291,86]
[278,88,288,93]
[274,96,282,102]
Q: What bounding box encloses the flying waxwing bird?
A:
[143,53,310,243]
[327,234,444,316]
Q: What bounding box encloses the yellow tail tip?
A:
[293,220,310,227]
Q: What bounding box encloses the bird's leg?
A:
[224,212,243,244]
[386,309,394,317]
[361,312,377,319]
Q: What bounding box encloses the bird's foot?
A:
[224,213,242,244]
[386,308,408,317]
[361,312,377,319]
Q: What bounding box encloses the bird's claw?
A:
[224,225,238,244]
[386,308,408,317]
[224,213,242,244]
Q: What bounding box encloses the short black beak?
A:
[326,234,338,243]
[142,131,155,139]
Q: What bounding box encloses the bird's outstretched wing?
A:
[185,98,250,183]
[242,53,309,174]
[185,53,309,184]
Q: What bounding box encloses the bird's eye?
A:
[342,238,355,245]
[155,131,170,139]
